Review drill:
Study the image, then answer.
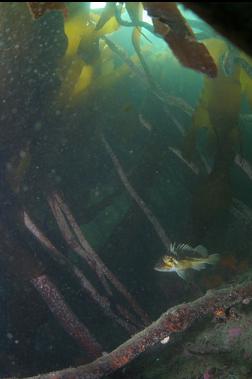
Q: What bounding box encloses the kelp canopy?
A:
[0,1,219,197]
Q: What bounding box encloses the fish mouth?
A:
[154,265,169,272]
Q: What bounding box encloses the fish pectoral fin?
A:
[194,245,208,257]
[192,263,206,271]
[176,269,187,280]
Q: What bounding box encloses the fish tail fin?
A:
[207,253,220,265]
[193,263,206,271]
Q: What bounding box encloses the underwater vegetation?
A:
[1,2,252,379]
[183,38,252,240]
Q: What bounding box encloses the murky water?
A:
[1,3,252,379]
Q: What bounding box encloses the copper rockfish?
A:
[154,243,220,280]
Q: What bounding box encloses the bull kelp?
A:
[1,3,252,379]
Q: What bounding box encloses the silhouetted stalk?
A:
[102,36,193,116]
[101,134,171,251]
[16,273,252,379]
[235,154,252,180]
[23,211,139,334]
[168,146,199,174]
[48,197,113,297]
[48,192,150,326]
[31,274,103,359]
[23,211,68,267]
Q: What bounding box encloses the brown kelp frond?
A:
[144,2,217,78]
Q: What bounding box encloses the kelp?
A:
[56,5,120,106]
[114,2,154,34]
[95,2,155,87]
[239,52,252,108]
[183,38,243,239]
[94,2,143,32]
[95,2,116,31]
[25,1,219,101]
[181,2,252,59]
[24,2,221,113]
[101,36,193,116]
[143,2,217,78]
[129,2,155,87]
[183,38,248,162]
[70,45,151,108]
[15,273,252,379]
[27,2,218,92]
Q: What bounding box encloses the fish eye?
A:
[163,256,174,265]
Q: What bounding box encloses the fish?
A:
[154,243,220,280]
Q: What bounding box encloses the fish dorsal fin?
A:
[194,245,208,257]
[169,242,174,252]
[178,243,194,251]
[176,243,209,258]
[176,243,195,257]
[170,242,192,253]
[169,242,177,255]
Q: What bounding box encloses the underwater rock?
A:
[141,309,252,379]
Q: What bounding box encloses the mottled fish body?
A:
[154,243,220,280]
